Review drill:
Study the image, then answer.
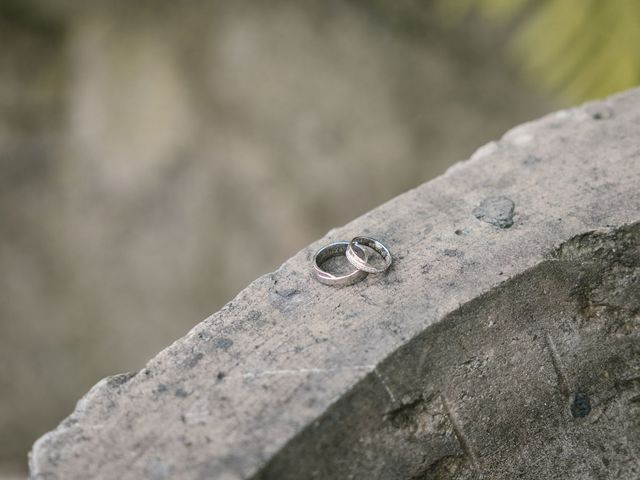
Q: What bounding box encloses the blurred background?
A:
[1,0,638,476]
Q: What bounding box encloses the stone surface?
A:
[29,88,640,479]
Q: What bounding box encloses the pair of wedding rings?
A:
[313,236,392,287]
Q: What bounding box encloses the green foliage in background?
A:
[438,0,640,102]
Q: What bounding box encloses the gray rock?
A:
[29,89,640,479]
[473,196,515,228]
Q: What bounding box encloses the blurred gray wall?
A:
[0,0,552,475]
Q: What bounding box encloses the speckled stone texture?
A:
[30,88,640,479]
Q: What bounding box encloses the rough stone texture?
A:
[30,89,640,479]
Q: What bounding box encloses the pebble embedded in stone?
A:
[473,196,515,229]
[570,392,591,418]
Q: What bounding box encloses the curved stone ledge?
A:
[30,88,640,479]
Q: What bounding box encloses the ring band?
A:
[345,236,392,274]
[313,241,369,286]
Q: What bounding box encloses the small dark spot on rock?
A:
[571,391,591,418]
[270,287,302,313]
[107,372,136,389]
[443,249,464,258]
[523,155,542,166]
[61,417,78,428]
[184,352,204,369]
[180,414,186,424]
[247,310,262,322]
[156,383,168,393]
[586,104,613,120]
[216,371,226,380]
[275,288,299,298]
[175,387,189,398]
[454,229,463,236]
[473,196,515,229]
[215,337,233,350]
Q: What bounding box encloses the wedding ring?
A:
[313,241,369,286]
[345,236,392,274]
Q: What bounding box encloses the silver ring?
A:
[345,236,392,274]
[313,241,369,286]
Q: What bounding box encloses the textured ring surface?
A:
[345,236,392,274]
[313,241,369,286]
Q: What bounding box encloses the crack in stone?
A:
[374,368,397,403]
[240,365,374,379]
